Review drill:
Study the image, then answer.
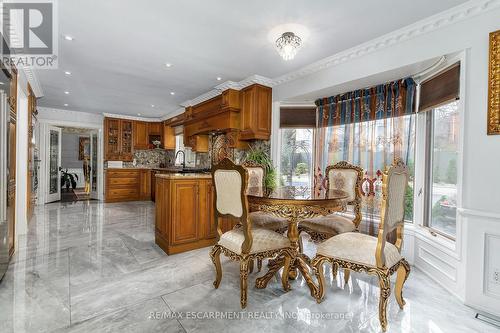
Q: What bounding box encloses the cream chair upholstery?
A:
[299,161,363,242]
[243,161,288,272]
[311,159,411,332]
[209,158,293,309]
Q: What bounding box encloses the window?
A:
[424,100,459,238]
[174,135,196,167]
[279,128,314,198]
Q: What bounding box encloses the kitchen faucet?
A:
[175,150,186,169]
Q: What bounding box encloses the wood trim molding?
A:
[487,29,500,135]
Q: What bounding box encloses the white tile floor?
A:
[0,200,498,332]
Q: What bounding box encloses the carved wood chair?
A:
[243,161,288,272]
[209,158,293,308]
[311,159,411,332]
[299,161,363,242]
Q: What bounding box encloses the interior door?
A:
[46,126,62,203]
[90,130,99,200]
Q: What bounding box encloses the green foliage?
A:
[295,162,308,175]
[404,185,414,221]
[245,147,277,191]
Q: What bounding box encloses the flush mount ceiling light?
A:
[64,103,68,107]
[216,77,222,81]
[64,71,71,75]
[165,63,172,68]
[275,32,302,61]
[170,91,175,95]
[64,35,74,41]
[64,91,70,95]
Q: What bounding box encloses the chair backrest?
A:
[242,161,265,197]
[326,161,364,227]
[212,158,253,253]
[375,158,409,268]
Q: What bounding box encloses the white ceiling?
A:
[36,0,468,118]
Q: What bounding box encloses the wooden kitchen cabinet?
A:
[105,168,152,202]
[163,122,175,150]
[155,176,217,254]
[239,84,272,140]
[188,135,209,152]
[133,121,149,149]
[104,117,134,161]
[148,122,162,135]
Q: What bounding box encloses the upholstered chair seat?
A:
[316,232,401,268]
[218,228,291,255]
[298,161,363,242]
[300,214,356,236]
[248,211,288,231]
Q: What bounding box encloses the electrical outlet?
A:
[493,269,500,285]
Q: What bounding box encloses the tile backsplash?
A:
[123,149,175,168]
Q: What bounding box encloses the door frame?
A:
[89,130,99,200]
[38,119,104,203]
[46,125,62,203]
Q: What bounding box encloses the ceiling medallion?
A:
[275,32,302,61]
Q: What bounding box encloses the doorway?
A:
[40,122,103,204]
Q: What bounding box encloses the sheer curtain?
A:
[314,78,416,236]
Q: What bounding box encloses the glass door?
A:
[90,130,99,200]
[47,126,62,203]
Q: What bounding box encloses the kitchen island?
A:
[154,173,238,255]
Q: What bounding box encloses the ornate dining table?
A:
[247,187,348,296]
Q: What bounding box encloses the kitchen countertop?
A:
[155,173,211,179]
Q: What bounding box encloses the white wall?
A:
[273,4,500,317]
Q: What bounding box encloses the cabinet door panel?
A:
[105,118,121,160]
[170,182,198,245]
[133,121,149,149]
[120,120,133,161]
[199,180,216,239]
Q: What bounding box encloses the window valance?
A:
[280,107,316,128]
[315,77,416,127]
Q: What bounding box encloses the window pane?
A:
[280,128,313,198]
[429,101,459,237]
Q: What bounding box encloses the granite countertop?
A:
[155,173,211,179]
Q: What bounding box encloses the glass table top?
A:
[247,186,348,201]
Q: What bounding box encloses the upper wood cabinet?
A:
[104,117,134,161]
[163,122,176,150]
[148,122,162,135]
[133,121,149,150]
[239,84,272,141]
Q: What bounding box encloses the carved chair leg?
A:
[298,232,304,254]
[377,272,391,332]
[240,258,249,309]
[249,259,254,274]
[343,269,350,286]
[257,258,262,272]
[395,260,410,309]
[312,257,328,303]
[209,246,222,289]
[281,253,292,292]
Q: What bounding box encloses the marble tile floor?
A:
[0,200,498,333]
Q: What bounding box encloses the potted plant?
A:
[244,146,277,191]
[60,167,79,192]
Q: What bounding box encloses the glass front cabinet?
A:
[104,117,134,161]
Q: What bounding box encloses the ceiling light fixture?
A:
[151,104,155,108]
[216,77,222,81]
[275,32,302,61]
[64,71,71,75]
[64,91,70,94]
[165,63,172,68]
[64,103,68,107]
[64,35,74,41]
[138,113,142,116]
[170,92,175,95]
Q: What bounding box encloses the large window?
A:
[425,100,459,238]
[280,128,314,197]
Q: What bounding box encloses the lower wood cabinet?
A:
[155,176,220,255]
[105,169,151,202]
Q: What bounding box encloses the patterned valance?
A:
[315,77,416,127]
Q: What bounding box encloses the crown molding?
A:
[270,0,500,86]
[180,74,274,108]
[23,67,44,97]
